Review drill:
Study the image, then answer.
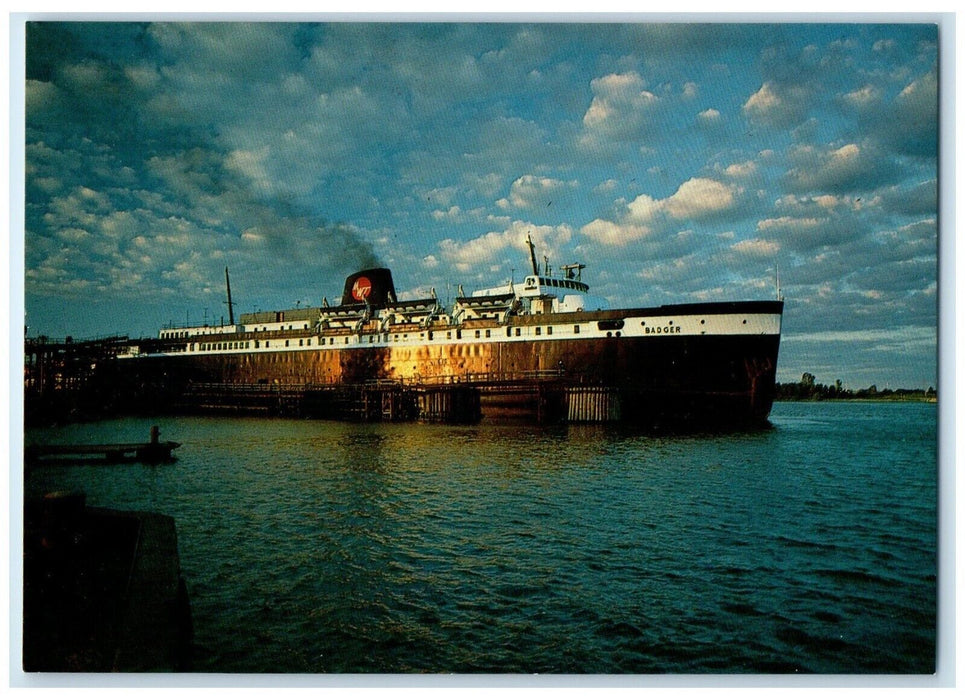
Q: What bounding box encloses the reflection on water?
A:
[23,403,937,673]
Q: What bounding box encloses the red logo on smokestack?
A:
[352,276,372,301]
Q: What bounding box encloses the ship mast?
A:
[526,234,539,277]
[224,266,235,326]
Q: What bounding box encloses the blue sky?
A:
[21,21,941,389]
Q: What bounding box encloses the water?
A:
[22,402,938,674]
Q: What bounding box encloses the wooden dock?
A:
[26,426,181,464]
[173,380,627,424]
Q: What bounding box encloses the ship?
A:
[111,237,783,428]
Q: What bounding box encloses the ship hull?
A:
[117,306,782,429]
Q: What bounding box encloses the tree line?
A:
[775,373,937,401]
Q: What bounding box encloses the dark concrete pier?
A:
[22,491,192,672]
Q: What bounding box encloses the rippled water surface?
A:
[24,402,937,674]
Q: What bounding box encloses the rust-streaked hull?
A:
[121,300,783,428]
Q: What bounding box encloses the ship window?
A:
[299,339,303,346]
[535,327,542,336]
[598,319,625,331]
[447,331,452,339]
[547,326,553,335]
[485,329,491,338]
[428,331,434,340]
[456,330,462,339]
[574,325,580,334]
[285,340,290,347]
[507,328,512,337]
[255,341,260,348]
[475,330,480,339]
[515,328,521,337]
[304,324,308,330]
[266,341,270,347]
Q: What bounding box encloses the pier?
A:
[26,426,181,465]
[23,491,192,671]
[174,378,621,424]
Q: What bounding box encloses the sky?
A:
[20,20,942,389]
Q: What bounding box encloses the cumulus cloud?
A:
[784,141,897,194]
[582,177,739,247]
[841,84,882,109]
[876,64,938,156]
[697,108,721,125]
[497,175,578,210]
[724,161,758,178]
[580,219,651,246]
[580,71,660,147]
[731,238,781,258]
[742,81,811,128]
[663,178,737,220]
[438,220,573,275]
